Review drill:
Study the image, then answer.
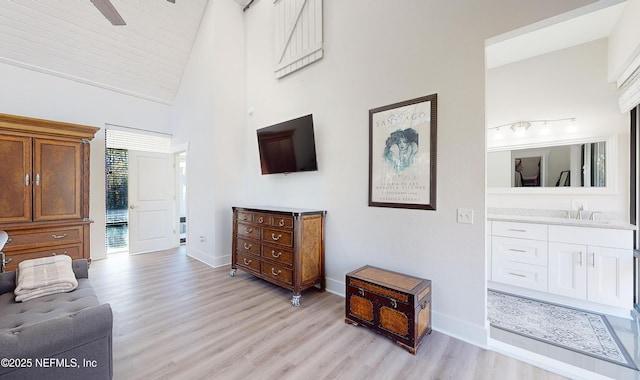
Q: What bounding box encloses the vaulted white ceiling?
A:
[0,0,211,104]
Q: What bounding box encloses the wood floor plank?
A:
[88,248,568,380]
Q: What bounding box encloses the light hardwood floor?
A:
[89,248,566,380]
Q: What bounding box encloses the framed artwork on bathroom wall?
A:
[368,94,438,210]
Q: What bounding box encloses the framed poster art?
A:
[368,94,437,210]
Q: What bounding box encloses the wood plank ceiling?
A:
[0,0,210,104]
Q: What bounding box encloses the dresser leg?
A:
[229,268,237,277]
[291,295,301,307]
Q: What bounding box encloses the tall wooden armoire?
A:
[0,113,99,272]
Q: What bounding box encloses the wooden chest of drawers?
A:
[230,206,326,306]
[345,265,432,354]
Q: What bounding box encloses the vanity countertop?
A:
[488,214,636,230]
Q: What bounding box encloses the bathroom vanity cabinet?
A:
[489,219,634,316]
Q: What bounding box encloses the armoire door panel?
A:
[33,139,82,221]
[0,135,32,223]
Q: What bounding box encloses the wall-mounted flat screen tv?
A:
[257,114,318,175]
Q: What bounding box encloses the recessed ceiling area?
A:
[0,0,210,104]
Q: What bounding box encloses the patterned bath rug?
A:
[488,290,637,370]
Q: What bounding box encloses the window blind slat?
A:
[106,129,172,153]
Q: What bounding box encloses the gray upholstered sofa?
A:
[0,259,113,380]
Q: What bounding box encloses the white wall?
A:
[172,0,247,267]
[229,0,592,346]
[487,39,629,215]
[0,62,172,261]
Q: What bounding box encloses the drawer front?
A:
[236,252,260,273]
[262,228,293,247]
[253,213,271,226]
[236,222,261,240]
[261,244,293,266]
[236,211,253,223]
[492,221,547,241]
[261,262,293,285]
[4,245,82,272]
[491,259,548,292]
[270,215,294,229]
[236,238,261,256]
[492,236,548,266]
[548,225,632,249]
[3,226,83,251]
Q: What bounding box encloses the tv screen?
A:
[257,114,318,175]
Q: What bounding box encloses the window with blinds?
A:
[105,128,172,153]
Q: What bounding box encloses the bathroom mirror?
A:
[487,137,615,190]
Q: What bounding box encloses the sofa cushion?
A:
[0,278,99,332]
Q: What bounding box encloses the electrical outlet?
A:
[457,208,474,224]
[199,235,206,242]
[571,199,588,210]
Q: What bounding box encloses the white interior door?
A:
[128,150,175,254]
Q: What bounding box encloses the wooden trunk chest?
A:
[345,265,431,354]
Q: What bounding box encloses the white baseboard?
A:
[432,311,488,348]
[325,276,345,296]
[186,247,230,268]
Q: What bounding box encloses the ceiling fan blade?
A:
[91,0,126,26]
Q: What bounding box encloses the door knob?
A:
[129,205,136,209]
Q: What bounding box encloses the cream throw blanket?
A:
[15,255,78,302]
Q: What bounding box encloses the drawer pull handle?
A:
[243,243,252,250]
[578,251,583,266]
[25,173,30,186]
[245,227,253,233]
[421,301,429,310]
[390,299,397,309]
[509,272,526,278]
[507,229,527,232]
[243,258,252,265]
[52,234,68,239]
[271,268,281,276]
[258,217,264,223]
[358,288,364,296]
[51,251,68,256]
[271,233,282,241]
[591,252,595,268]
[35,173,41,186]
[271,250,282,258]
[278,219,285,227]
[508,249,527,253]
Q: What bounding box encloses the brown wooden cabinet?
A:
[0,113,98,272]
[230,206,326,306]
[345,265,432,354]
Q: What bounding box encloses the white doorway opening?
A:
[105,127,177,255]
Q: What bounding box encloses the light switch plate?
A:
[457,208,474,224]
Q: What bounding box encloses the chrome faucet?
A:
[589,211,601,221]
[576,205,584,220]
